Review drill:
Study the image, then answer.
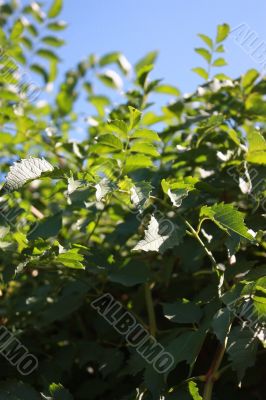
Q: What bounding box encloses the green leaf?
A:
[200,203,253,240]
[49,383,73,400]
[55,249,85,270]
[192,67,208,80]
[128,106,142,130]
[131,129,160,142]
[161,178,196,208]
[163,300,203,324]
[30,63,49,82]
[166,329,206,371]
[109,260,149,286]
[154,84,180,96]
[36,48,60,62]
[97,134,123,150]
[216,23,230,43]
[11,19,24,40]
[130,141,160,157]
[198,33,213,49]
[212,308,232,343]
[97,70,122,90]
[28,213,62,240]
[135,50,158,73]
[132,215,185,254]
[48,0,63,18]
[246,129,266,164]
[47,21,67,30]
[26,23,38,37]
[105,120,128,138]
[241,69,259,90]
[0,381,40,400]
[166,381,203,399]
[215,44,225,52]
[227,326,258,380]
[212,57,227,67]
[42,35,65,47]
[99,52,131,75]
[197,114,224,142]
[136,64,153,87]
[195,48,212,63]
[89,95,110,117]
[125,154,153,172]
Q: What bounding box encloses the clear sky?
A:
[59,0,266,93]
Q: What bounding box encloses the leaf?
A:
[55,249,85,269]
[216,23,230,43]
[97,134,123,150]
[135,51,158,73]
[131,129,160,142]
[226,326,258,381]
[42,35,65,47]
[109,260,149,286]
[166,329,206,371]
[154,84,180,96]
[130,181,153,209]
[49,383,73,400]
[48,0,63,18]
[30,63,49,82]
[197,114,224,133]
[97,70,122,90]
[11,19,24,40]
[200,203,253,240]
[212,308,232,343]
[130,141,160,157]
[36,48,60,62]
[95,178,114,202]
[99,52,131,75]
[215,44,225,52]
[132,215,185,254]
[2,157,54,192]
[105,120,128,139]
[28,213,62,240]
[89,95,110,117]
[212,57,227,67]
[241,69,259,90]
[129,106,142,130]
[198,33,213,49]
[136,64,154,87]
[163,300,203,324]
[195,48,212,63]
[0,381,40,400]
[166,381,203,399]
[192,67,208,80]
[246,129,266,164]
[161,178,196,208]
[47,21,67,30]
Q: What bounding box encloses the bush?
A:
[0,1,265,399]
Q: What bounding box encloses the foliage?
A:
[0,1,265,399]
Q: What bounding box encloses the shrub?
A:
[0,1,265,399]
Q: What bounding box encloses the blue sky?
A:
[59,0,266,93]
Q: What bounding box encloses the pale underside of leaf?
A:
[3,157,54,192]
[133,215,184,253]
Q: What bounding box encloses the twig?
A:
[144,282,157,337]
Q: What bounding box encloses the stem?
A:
[203,322,232,400]
[144,282,157,337]
[184,219,216,267]
[203,343,226,400]
[30,205,44,219]
[87,207,105,241]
